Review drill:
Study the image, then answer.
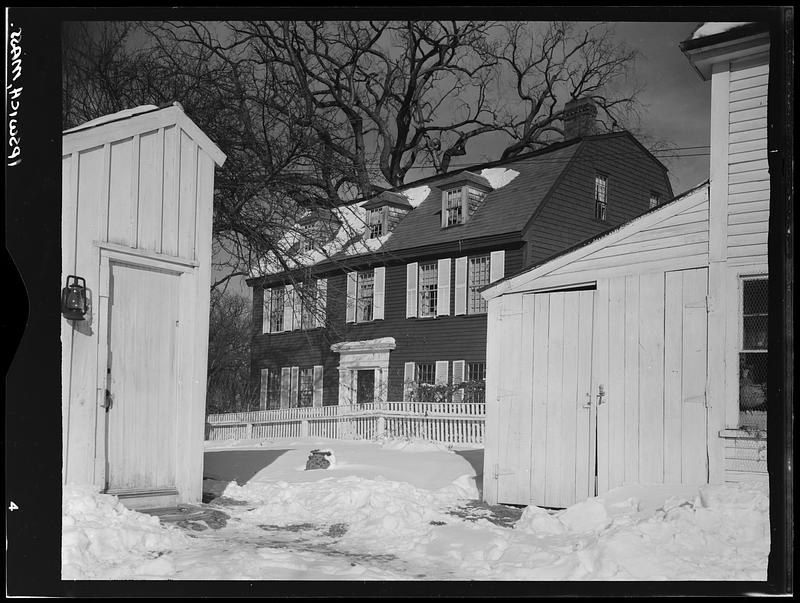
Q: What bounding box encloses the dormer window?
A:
[367,207,385,239]
[445,188,463,226]
[594,173,608,221]
[438,171,493,229]
[362,191,412,239]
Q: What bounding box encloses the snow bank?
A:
[512,481,770,580]
[62,485,187,580]
[223,473,478,556]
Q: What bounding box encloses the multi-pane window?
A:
[367,207,385,239]
[269,287,285,332]
[266,370,282,410]
[298,368,314,408]
[595,174,608,220]
[356,270,375,322]
[445,187,463,226]
[465,362,486,403]
[468,255,490,314]
[739,277,768,429]
[649,192,661,209]
[418,262,438,317]
[414,362,436,402]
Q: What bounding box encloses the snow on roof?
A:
[63,104,160,133]
[691,22,754,40]
[480,167,520,189]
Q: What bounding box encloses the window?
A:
[269,287,285,332]
[649,192,661,209]
[467,255,490,314]
[367,207,385,239]
[414,362,437,402]
[595,174,608,220]
[356,270,375,322]
[464,361,486,404]
[418,262,438,317]
[299,282,317,329]
[739,277,768,430]
[298,368,314,408]
[266,370,282,410]
[445,187,463,226]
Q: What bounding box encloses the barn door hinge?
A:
[705,295,715,312]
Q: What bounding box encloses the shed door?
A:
[105,261,180,493]
[496,289,595,508]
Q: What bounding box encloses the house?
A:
[62,103,226,509]
[480,22,771,508]
[247,98,673,411]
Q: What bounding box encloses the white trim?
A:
[94,241,198,271]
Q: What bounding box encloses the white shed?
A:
[62,103,226,509]
[481,22,771,509]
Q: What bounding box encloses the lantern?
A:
[61,275,88,320]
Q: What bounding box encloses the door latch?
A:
[104,389,113,411]
[597,384,606,406]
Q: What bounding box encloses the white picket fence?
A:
[206,401,486,445]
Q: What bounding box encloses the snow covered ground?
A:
[63,437,770,581]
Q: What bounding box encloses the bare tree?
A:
[62,20,644,295]
[206,290,258,413]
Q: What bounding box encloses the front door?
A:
[105,261,180,494]
[356,369,375,405]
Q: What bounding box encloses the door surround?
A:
[331,337,395,405]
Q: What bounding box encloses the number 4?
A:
[9,501,18,511]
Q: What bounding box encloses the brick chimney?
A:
[562,97,598,139]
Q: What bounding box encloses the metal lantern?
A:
[61,275,88,320]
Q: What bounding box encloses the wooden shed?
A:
[481,23,771,509]
[62,103,226,509]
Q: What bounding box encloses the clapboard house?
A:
[247,98,673,410]
[480,22,772,509]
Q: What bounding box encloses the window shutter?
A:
[440,190,448,228]
[452,360,465,403]
[373,267,386,320]
[454,257,468,315]
[490,250,505,283]
[315,278,327,328]
[346,272,357,323]
[435,361,449,386]
[262,288,271,333]
[283,285,295,331]
[437,258,451,316]
[312,365,324,407]
[280,367,291,409]
[290,366,300,408]
[260,368,269,410]
[403,361,416,401]
[406,262,418,318]
[460,187,469,224]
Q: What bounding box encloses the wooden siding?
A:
[522,134,673,267]
[250,246,523,404]
[485,267,711,506]
[721,433,768,482]
[727,57,770,265]
[62,107,223,506]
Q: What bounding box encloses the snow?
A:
[480,168,520,189]
[692,23,754,40]
[63,438,770,581]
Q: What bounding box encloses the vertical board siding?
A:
[178,131,198,259]
[161,125,180,256]
[606,276,627,492]
[622,274,640,484]
[637,272,665,484]
[663,271,684,483]
[107,138,134,246]
[136,129,164,252]
[543,292,565,504]
[727,58,769,265]
[528,293,550,505]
